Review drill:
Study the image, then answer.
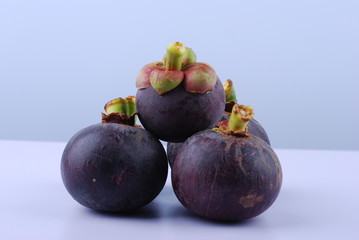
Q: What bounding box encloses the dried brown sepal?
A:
[102,112,138,126]
[215,120,250,138]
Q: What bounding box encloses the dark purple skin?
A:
[136,78,226,143]
[61,123,168,212]
[171,129,282,221]
[166,141,183,168]
[167,117,270,168]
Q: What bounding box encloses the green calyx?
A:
[150,69,184,95]
[104,96,136,116]
[102,96,137,126]
[124,96,136,116]
[162,46,197,69]
[183,62,217,93]
[149,42,188,95]
[228,104,254,132]
[136,41,217,95]
[182,47,197,68]
[136,62,164,89]
[223,79,237,102]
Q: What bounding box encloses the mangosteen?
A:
[61,97,168,212]
[166,79,270,168]
[136,42,226,142]
[166,141,183,168]
[171,104,282,221]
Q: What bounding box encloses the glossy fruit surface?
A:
[167,117,270,168]
[166,141,183,168]
[136,79,225,142]
[171,129,282,221]
[61,123,168,212]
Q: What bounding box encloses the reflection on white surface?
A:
[1,140,359,240]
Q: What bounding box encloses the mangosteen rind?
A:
[171,129,282,221]
[166,141,184,168]
[61,123,168,212]
[136,78,226,142]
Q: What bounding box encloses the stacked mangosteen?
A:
[61,42,282,221]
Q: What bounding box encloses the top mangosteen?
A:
[61,97,168,212]
[136,42,226,142]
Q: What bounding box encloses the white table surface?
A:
[1,140,358,240]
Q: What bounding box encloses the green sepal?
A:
[150,69,184,95]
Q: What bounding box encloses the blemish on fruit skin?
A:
[111,176,123,185]
[239,194,264,208]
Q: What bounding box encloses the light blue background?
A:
[1,0,358,150]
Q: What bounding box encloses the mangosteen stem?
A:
[104,97,136,116]
[163,46,197,69]
[228,104,254,132]
[223,79,237,103]
[165,42,186,71]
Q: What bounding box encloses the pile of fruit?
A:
[61,42,282,221]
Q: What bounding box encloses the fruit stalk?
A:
[223,79,237,103]
[165,42,186,71]
[228,104,254,132]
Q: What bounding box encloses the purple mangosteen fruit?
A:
[166,79,270,168]
[166,141,184,168]
[61,97,168,212]
[171,104,282,221]
[136,42,226,142]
